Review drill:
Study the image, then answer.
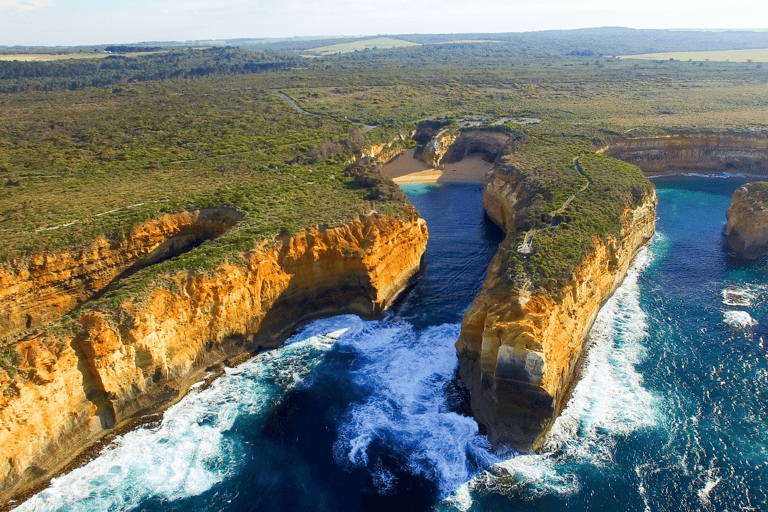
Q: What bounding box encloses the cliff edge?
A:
[456,143,657,451]
[0,210,427,503]
[726,182,768,259]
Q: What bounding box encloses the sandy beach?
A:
[382,149,494,184]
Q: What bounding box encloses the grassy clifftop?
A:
[499,133,653,292]
[0,77,411,263]
[3,33,766,314]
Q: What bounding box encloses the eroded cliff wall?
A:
[602,133,768,175]
[0,207,243,345]
[0,212,427,502]
[456,167,657,451]
[415,130,459,168]
[726,182,768,259]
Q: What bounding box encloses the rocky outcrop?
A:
[0,207,243,345]
[441,131,511,165]
[726,182,768,259]
[456,166,657,451]
[358,136,411,165]
[415,130,459,168]
[0,212,427,503]
[602,133,768,175]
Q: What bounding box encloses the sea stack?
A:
[726,182,768,260]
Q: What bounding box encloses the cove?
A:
[11,183,504,512]
[441,175,768,511]
[14,176,768,512]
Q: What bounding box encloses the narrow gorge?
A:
[6,127,768,506]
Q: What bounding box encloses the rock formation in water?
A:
[0,210,427,502]
[456,148,657,452]
[726,182,768,259]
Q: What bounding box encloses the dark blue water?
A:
[440,176,768,511]
[13,183,504,512]
[15,178,768,512]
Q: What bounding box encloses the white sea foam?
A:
[723,310,758,328]
[697,475,722,503]
[721,284,764,307]
[443,238,661,508]
[333,321,499,497]
[683,172,747,179]
[13,321,354,512]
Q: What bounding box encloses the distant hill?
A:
[5,28,768,58]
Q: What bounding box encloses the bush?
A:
[0,347,20,378]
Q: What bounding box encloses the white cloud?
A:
[0,0,48,9]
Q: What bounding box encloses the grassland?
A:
[0,53,110,62]
[304,37,420,56]
[2,34,768,302]
[0,52,168,62]
[620,48,768,62]
[0,75,408,267]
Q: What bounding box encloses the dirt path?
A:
[272,90,376,131]
[517,156,590,254]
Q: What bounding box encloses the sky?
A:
[0,0,766,47]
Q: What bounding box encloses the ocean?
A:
[13,177,768,512]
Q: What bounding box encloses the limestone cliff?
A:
[415,130,459,168]
[0,212,427,503]
[358,136,412,165]
[601,133,768,176]
[0,207,243,345]
[726,182,768,259]
[456,164,657,451]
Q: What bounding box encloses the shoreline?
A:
[383,149,493,185]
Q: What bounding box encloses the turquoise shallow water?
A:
[13,178,768,512]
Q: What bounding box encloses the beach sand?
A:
[382,149,494,184]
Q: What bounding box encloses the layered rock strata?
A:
[726,182,768,259]
[456,166,657,451]
[0,207,243,345]
[602,133,768,176]
[415,130,459,168]
[0,211,427,503]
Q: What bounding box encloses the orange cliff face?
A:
[726,182,768,259]
[0,207,243,345]
[0,211,427,502]
[456,167,657,451]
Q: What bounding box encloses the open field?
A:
[0,53,109,62]
[305,37,420,56]
[620,48,768,62]
[0,51,164,62]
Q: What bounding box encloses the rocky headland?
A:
[726,182,768,259]
[0,192,427,503]
[444,131,658,451]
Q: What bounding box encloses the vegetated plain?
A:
[620,48,768,62]
[1,28,767,323]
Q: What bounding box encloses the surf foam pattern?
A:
[442,240,660,510]
[333,321,500,498]
[12,326,351,512]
